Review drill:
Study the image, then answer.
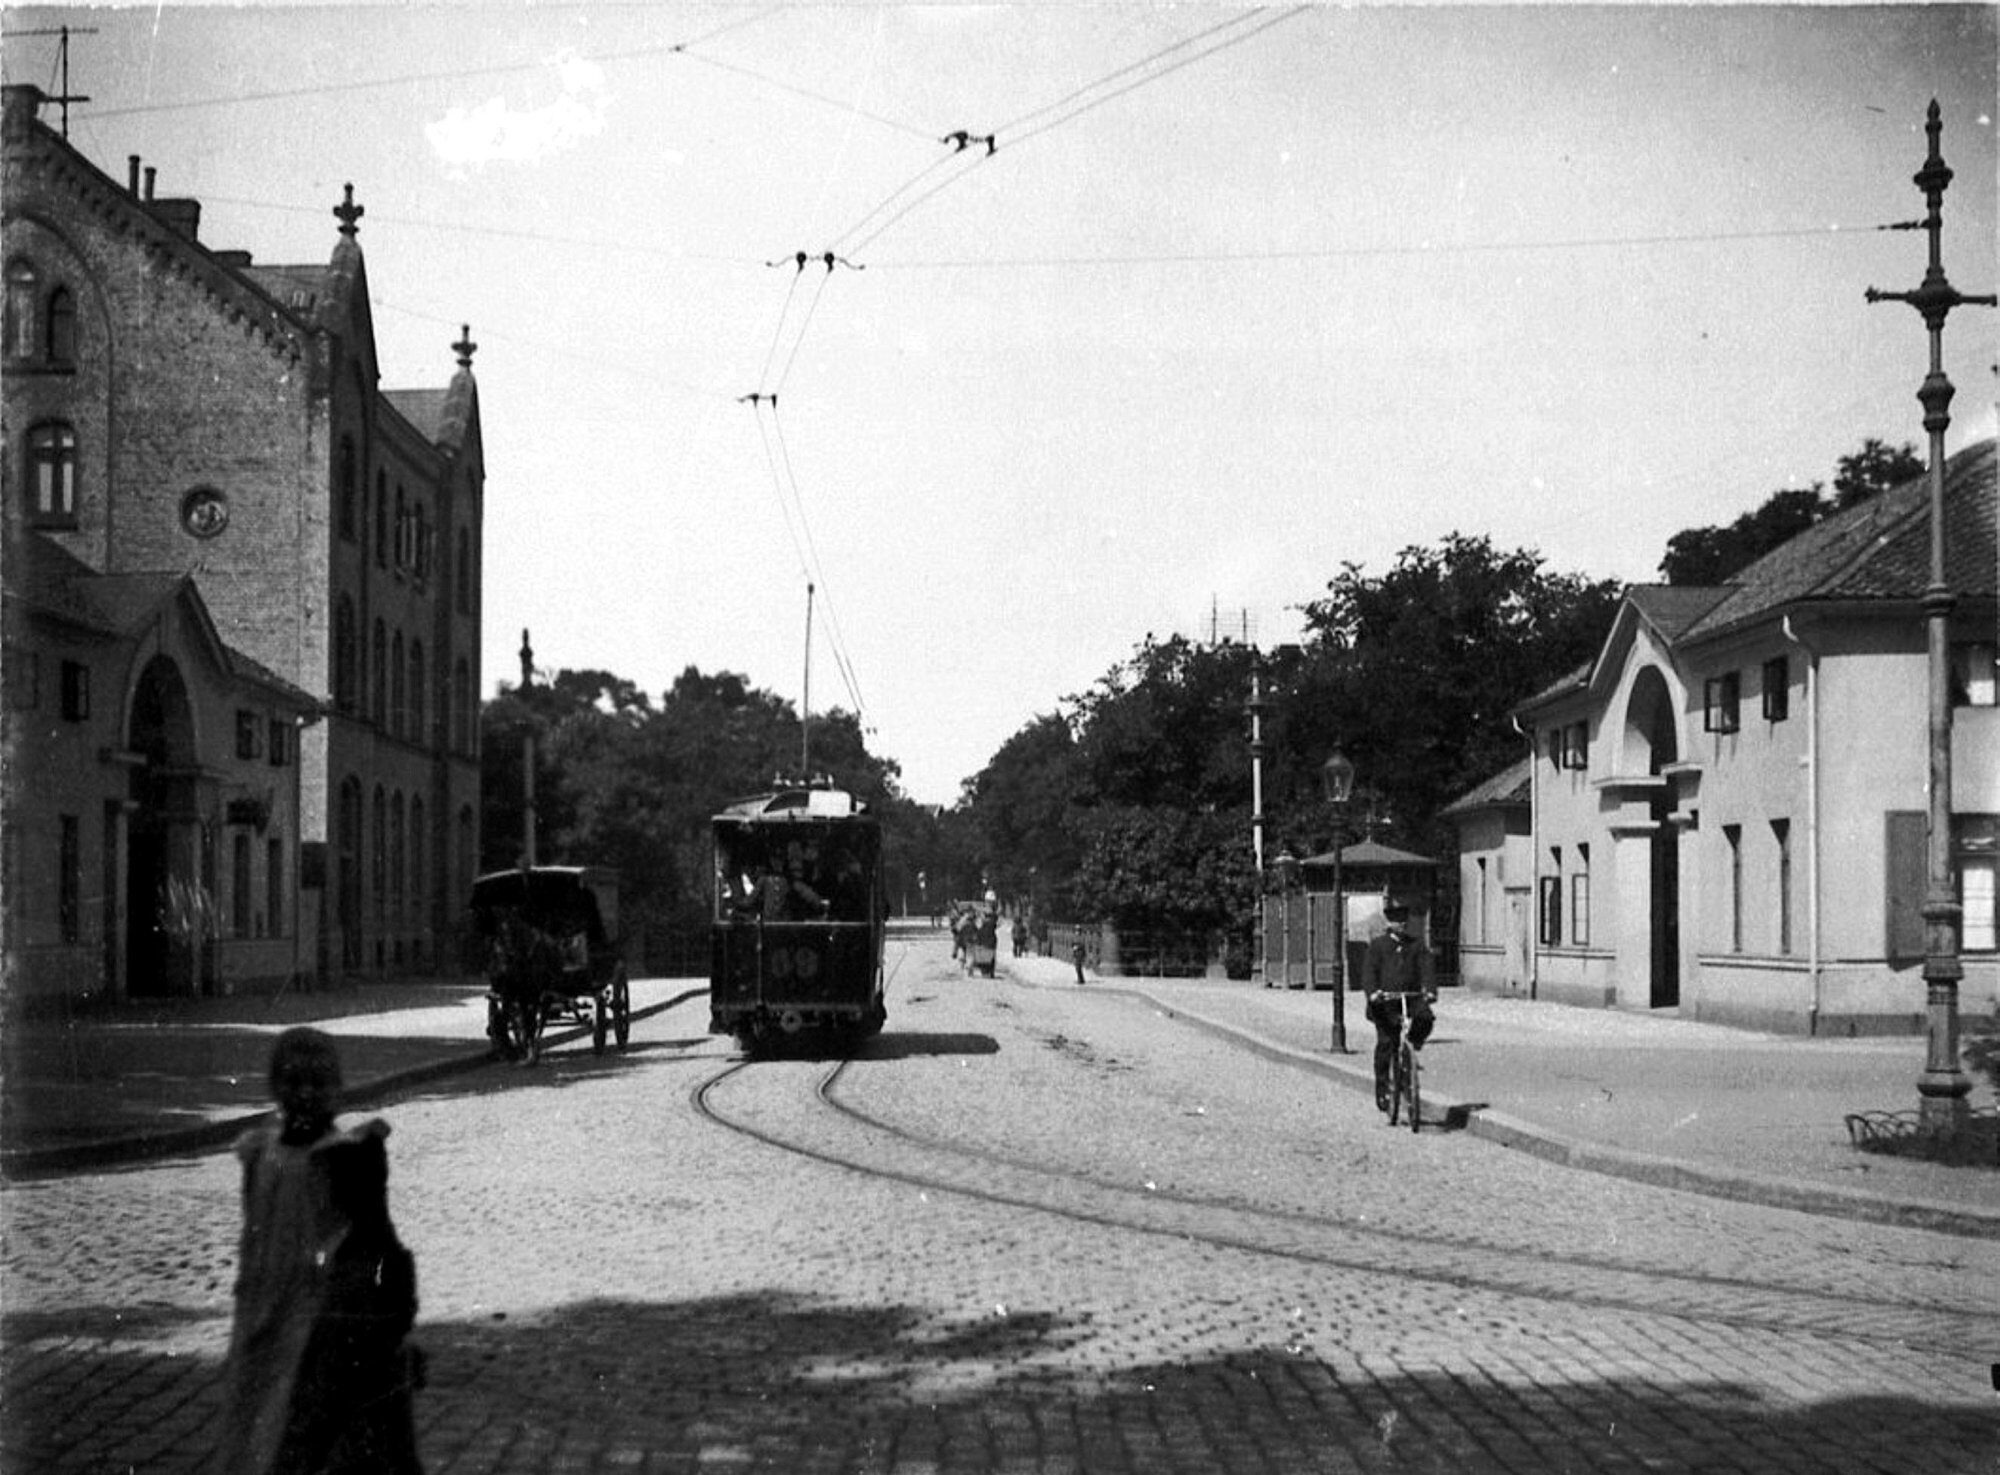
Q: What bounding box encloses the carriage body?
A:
[471,865,631,1062]
[709,783,885,1049]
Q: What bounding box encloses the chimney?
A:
[151,199,202,241]
[143,165,155,200]
[3,85,45,140]
[128,156,140,195]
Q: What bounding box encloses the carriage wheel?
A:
[612,966,632,1048]
[592,993,609,1055]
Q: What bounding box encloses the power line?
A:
[1003,8,1309,153]
[859,220,1922,271]
[670,46,935,142]
[992,9,1282,139]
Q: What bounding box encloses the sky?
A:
[5,2,1995,805]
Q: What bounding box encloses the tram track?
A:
[686,1045,1989,1356]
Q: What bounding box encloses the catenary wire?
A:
[767,407,868,718]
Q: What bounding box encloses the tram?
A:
[709,779,886,1049]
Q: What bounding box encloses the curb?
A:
[1004,963,2000,1242]
[0,990,703,1179]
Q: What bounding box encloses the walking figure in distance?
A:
[217,1027,424,1475]
[1360,899,1436,1112]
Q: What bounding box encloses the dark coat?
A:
[1359,927,1436,995]
[217,1118,422,1475]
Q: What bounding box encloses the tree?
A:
[1658,438,1921,583]
[1296,534,1620,858]
[480,662,917,967]
[1833,438,1923,510]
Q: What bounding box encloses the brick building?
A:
[2,83,484,1000]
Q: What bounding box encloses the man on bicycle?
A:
[1361,898,1436,1112]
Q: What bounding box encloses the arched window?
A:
[409,641,426,745]
[453,658,471,752]
[371,620,387,724]
[394,487,407,569]
[374,471,387,566]
[458,806,475,906]
[45,286,75,364]
[334,595,357,711]
[456,527,472,614]
[6,260,37,360]
[372,786,387,927]
[338,776,363,968]
[390,631,405,737]
[25,422,77,523]
[409,797,426,927]
[337,438,357,540]
[390,790,406,922]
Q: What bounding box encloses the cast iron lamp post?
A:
[1322,750,1355,1052]
[1866,101,1994,1133]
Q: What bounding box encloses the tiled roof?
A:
[383,389,448,442]
[4,533,120,633]
[1626,584,1733,641]
[1680,438,1995,643]
[1516,660,1591,711]
[385,376,477,454]
[226,644,320,708]
[1442,754,1532,816]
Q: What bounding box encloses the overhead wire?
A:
[772,411,868,715]
[1001,8,1309,152]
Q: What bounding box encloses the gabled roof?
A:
[1626,584,1733,642]
[1441,754,1532,817]
[1678,438,1995,645]
[4,534,318,710]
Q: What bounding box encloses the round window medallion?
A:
[181,488,229,538]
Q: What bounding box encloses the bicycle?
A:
[1370,990,1427,1133]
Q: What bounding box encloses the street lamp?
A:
[1866,102,1993,1135]
[1321,750,1355,1052]
[1273,847,1299,988]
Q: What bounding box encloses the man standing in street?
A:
[1361,899,1436,1112]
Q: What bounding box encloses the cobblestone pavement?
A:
[4,938,1996,1474]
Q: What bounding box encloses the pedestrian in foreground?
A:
[1360,900,1436,1112]
[217,1026,424,1475]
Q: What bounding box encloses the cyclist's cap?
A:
[1382,899,1411,920]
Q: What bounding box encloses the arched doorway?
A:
[1624,668,1681,1008]
[127,656,206,996]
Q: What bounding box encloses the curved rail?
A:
[685,1052,1980,1350]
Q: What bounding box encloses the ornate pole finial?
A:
[333,182,364,239]
[453,324,477,370]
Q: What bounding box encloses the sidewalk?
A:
[5,955,1997,1239]
[1006,952,2000,1239]
[0,976,702,1174]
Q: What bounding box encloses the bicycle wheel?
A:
[1387,1043,1406,1127]
[1405,1043,1422,1134]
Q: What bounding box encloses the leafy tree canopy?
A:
[480,663,928,962]
[1659,438,1921,584]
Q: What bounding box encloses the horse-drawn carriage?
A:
[471,865,631,1065]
